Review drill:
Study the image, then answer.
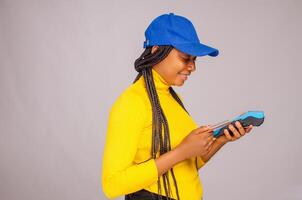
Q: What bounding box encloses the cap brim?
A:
[172,42,219,57]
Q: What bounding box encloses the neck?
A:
[151,68,170,93]
[137,68,171,94]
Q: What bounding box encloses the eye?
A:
[180,56,196,63]
[187,58,196,63]
[181,57,190,62]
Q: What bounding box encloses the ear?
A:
[151,45,159,54]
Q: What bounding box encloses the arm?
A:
[154,146,185,177]
[102,92,158,199]
[195,137,227,169]
[199,137,228,163]
[155,128,215,176]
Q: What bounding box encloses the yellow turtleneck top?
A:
[102,68,206,200]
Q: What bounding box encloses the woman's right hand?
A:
[176,126,215,160]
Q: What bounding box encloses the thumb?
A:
[196,125,212,133]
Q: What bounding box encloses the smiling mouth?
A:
[178,71,190,76]
[178,73,189,80]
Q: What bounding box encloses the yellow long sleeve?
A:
[102,68,205,200]
[102,91,158,198]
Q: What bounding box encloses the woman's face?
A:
[152,46,197,86]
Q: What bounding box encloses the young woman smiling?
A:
[102,13,253,200]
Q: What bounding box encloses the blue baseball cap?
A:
[143,13,219,57]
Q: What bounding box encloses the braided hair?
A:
[133,45,190,200]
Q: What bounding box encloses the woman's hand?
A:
[176,126,215,160]
[218,121,253,143]
[155,126,215,176]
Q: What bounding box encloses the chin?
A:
[173,80,185,87]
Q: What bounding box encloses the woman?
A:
[102,13,253,200]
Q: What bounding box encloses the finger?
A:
[210,138,216,144]
[245,125,253,133]
[235,121,246,136]
[206,142,214,152]
[228,124,241,139]
[206,140,214,150]
[197,125,210,130]
[203,136,213,148]
[224,129,233,141]
[193,126,209,135]
[198,132,212,141]
[207,136,214,144]
[207,136,213,143]
[201,129,214,136]
[207,144,213,152]
[210,137,217,144]
[196,125,212,133]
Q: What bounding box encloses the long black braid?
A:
[133,45,190,200]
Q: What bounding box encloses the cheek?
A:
[168,66,186,83]
[169,60,185,71]
[165,56,187,73]
[162,69,179,84]
[175,61,187,72]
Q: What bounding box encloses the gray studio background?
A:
[1,0,301,200]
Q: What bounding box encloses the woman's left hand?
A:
[219,121,253,143]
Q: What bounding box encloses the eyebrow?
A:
[179,53,197,60]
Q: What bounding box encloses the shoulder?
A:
[110,83,146,114]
